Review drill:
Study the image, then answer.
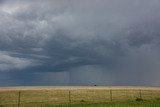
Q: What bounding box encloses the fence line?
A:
[0,89,160,107]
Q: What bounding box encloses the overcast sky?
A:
[0,0,160,86]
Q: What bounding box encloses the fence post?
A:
[139,90,142,99]
[110,90,112,101]
[69,90,71,104]
[18,91,21,107]
[125,89,127,99]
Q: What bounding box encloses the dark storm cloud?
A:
[0,0,160,85]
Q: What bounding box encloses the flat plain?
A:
[0,86,160,107]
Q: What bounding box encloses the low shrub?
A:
[136,98,143,101]
[80,100,85,102]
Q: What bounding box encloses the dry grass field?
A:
[0,86,160,107]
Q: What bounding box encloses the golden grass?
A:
[0,86,160,107]
[0,86,160,91]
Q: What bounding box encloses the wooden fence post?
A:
[110,90,112,101]
[139,90,142,99]
[18,91,21,107]
[69,90,71,104]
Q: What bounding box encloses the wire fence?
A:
[0,89,160,107]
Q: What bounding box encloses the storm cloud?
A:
[0,0,160,86]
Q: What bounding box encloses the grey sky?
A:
[0,0,160,86]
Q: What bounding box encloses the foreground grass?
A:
[42,100,160,107]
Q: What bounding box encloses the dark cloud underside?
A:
[0,0,160,86]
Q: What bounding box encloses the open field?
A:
[1,86,160,91]
[44,100,160,107]
[0,86,160,107]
